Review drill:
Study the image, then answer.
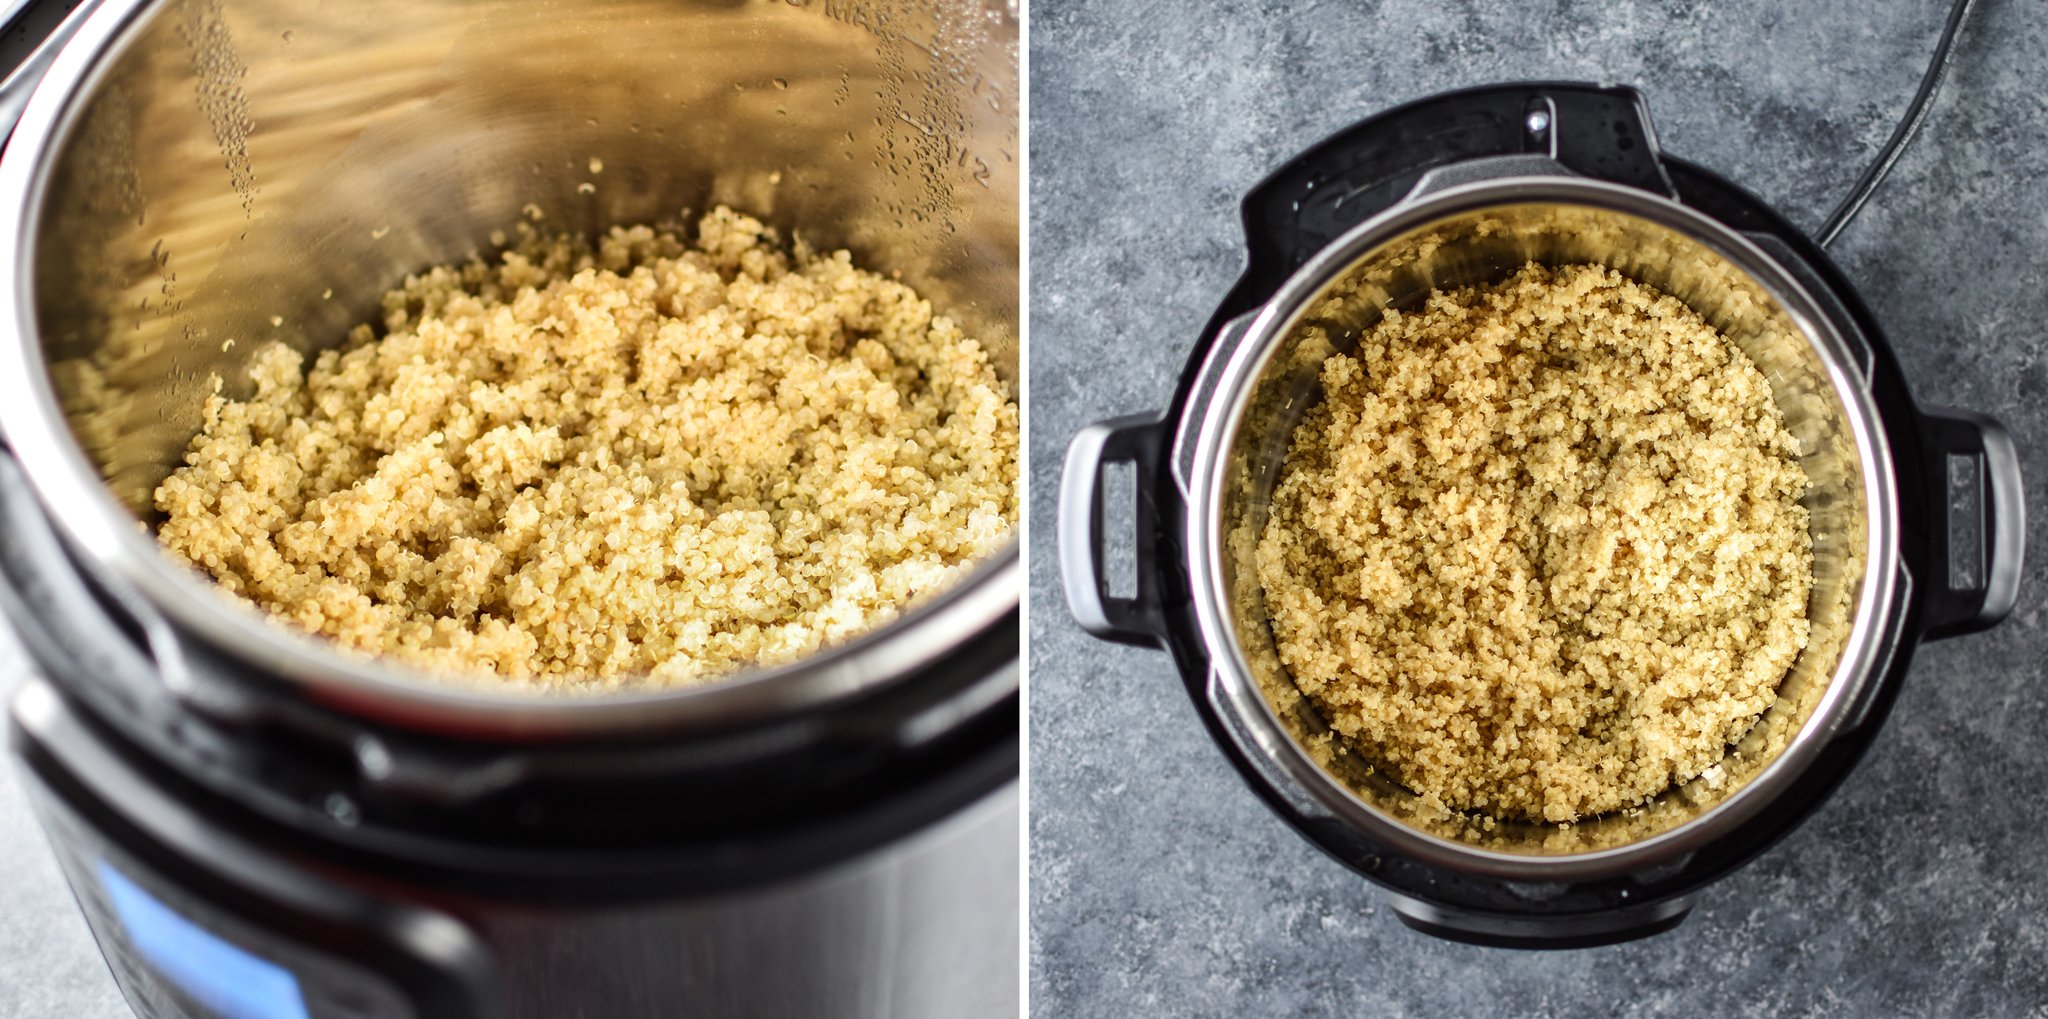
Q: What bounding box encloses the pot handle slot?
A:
[1059,413,1172,647]
[1918,406,2025,639]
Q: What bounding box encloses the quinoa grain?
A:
[1255,263,1812,823]
[155,207,1016,687]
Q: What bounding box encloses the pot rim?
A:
[0,0,1020,740]
[1181,174,1904,880]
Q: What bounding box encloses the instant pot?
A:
[1060,82,2023,948]
[0,1,1019,1016]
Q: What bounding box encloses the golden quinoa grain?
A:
[155,207,1017,688]
[1255,263,1812,824]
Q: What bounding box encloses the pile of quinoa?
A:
[155,207,1016,687]
[1255,263,1813,823]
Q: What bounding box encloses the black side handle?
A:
[1214,81,1676,327]
[1918,407,2025,639]
[1057,413,1173,647]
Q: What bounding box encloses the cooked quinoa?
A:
[1255,263,1813,823]
[154,207,1016,687]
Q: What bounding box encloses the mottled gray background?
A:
[1028,0,2048,1016]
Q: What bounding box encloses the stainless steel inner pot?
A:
[0,0,1019,734]
[1181,175,1903,875]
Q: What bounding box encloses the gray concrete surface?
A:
[1028,0,2048,1015]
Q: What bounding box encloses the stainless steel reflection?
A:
[472,785,1021,1017]
[1180,176,1903,880]
[0,0,1019,734]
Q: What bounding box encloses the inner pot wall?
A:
[1218,200,1869,855]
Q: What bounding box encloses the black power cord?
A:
[1814,0,1979,248]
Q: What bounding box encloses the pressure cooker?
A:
[1060,82,2022,948]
